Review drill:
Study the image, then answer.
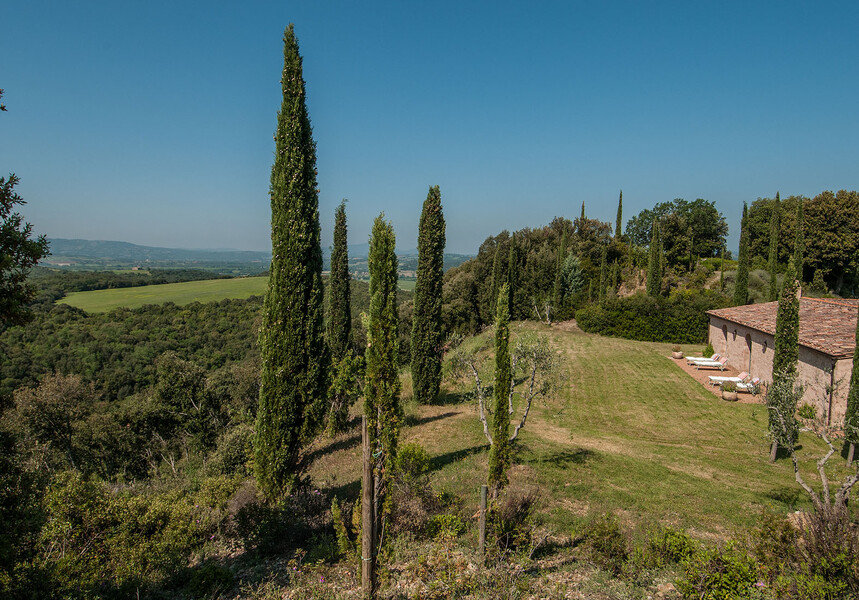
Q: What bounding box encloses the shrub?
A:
[186,563,234,598]
[426,513,467,539]
[647,527,697,565]
[580,513,629,575]
[576,290,730,343]
[396,442,431,486]
[676,543,759,600]
[491,489,540,553]
[703,342,714,358]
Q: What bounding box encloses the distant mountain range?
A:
[43,239,473,273]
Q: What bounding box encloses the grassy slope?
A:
[309,321,852,540]
[58,277,268,312]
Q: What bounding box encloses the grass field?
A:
[59,276,268,312]
[308,320,854,540]
[61,275,417,313]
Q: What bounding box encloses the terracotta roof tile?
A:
[707,297,858,358]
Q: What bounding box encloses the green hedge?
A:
[575,290,729,344]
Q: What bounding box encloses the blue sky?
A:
[2,1,857,255]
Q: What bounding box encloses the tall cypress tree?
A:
[328,200,351,359]
[768,193,781,302]
[794,197,804,283]
[488,283,511,494]
[598,246,608,306]
[365,215,402,518]
[615,190,623,238]
[507,236,519,318]
[646,219,661,297]
[489,244,503,322]
[326,201,361,435]
[733,202,750,306]
[411,185,446,404]
[845,309,859,464]
[719,245,726,292]
[552,229,568,312]
[773,257,800,380]
[255,25,329,498]
[769,256,801,461]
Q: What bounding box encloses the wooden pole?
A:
[478,484,487,563]
[362,416,375,598]
[848,442,855,467]
[770,440,778,463]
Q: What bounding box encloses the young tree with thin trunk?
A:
[365,215,402,527]
[768,257,800,462]
[768,192,781,302]
[412,185,446,404]
[733,202,750,306]
[615,190,623,239]
[255,25,329,498]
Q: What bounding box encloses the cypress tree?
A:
[552,229,568,312]
[255,25,329,498]
[768,256,801,461]
[328,200,351,359]
[646,219,661,297]
[365,215,402,518]
[845,309,859,464]
[507,236,519,318]
[581,201,586,222]
[768,193,781,302]
[615,190,623,238]
[488,283,511,494]
[326,201,361,435]
[773,257,800,380]
[411,185,446,404]
[733,202,750,306]
[719,245,725,292]
[598,246,608,306]
[489,244,503,322]
[794,197,804,283]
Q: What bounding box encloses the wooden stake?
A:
[770,440,778,463]
[848,442,855,467]
[362,416,375,599]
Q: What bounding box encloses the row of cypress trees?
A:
[253,26,448,499]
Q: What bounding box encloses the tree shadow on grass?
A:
[764,485,803,507]
[404,410,459,428]
[529,448,597,467]
[304,431,361,464]
[429,389,471,406]
[429,444,486,473]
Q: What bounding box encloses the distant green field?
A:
[59,277,269,313]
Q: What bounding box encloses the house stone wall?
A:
[708,315,850,425]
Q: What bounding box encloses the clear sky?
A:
[2,1,858,255]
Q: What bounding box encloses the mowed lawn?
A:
[309,321,855,539]
[59,276,268,312]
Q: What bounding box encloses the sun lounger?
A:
[708,372,749,387]
[735,378,761,393]
[686,353,720,364]
[694,357,729,371]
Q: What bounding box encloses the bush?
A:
[426,513,467,539]
[490,489,540,553]
[186,563,234,598]
[647,527,697,565]
[396,442,431,486]
[676,543,759,600]
[579,513,629,575]
[703,342,714,358]
[576,290,730,344]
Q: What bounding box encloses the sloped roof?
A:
[707,297,858,358]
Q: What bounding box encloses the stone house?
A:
[706,297,858,425]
